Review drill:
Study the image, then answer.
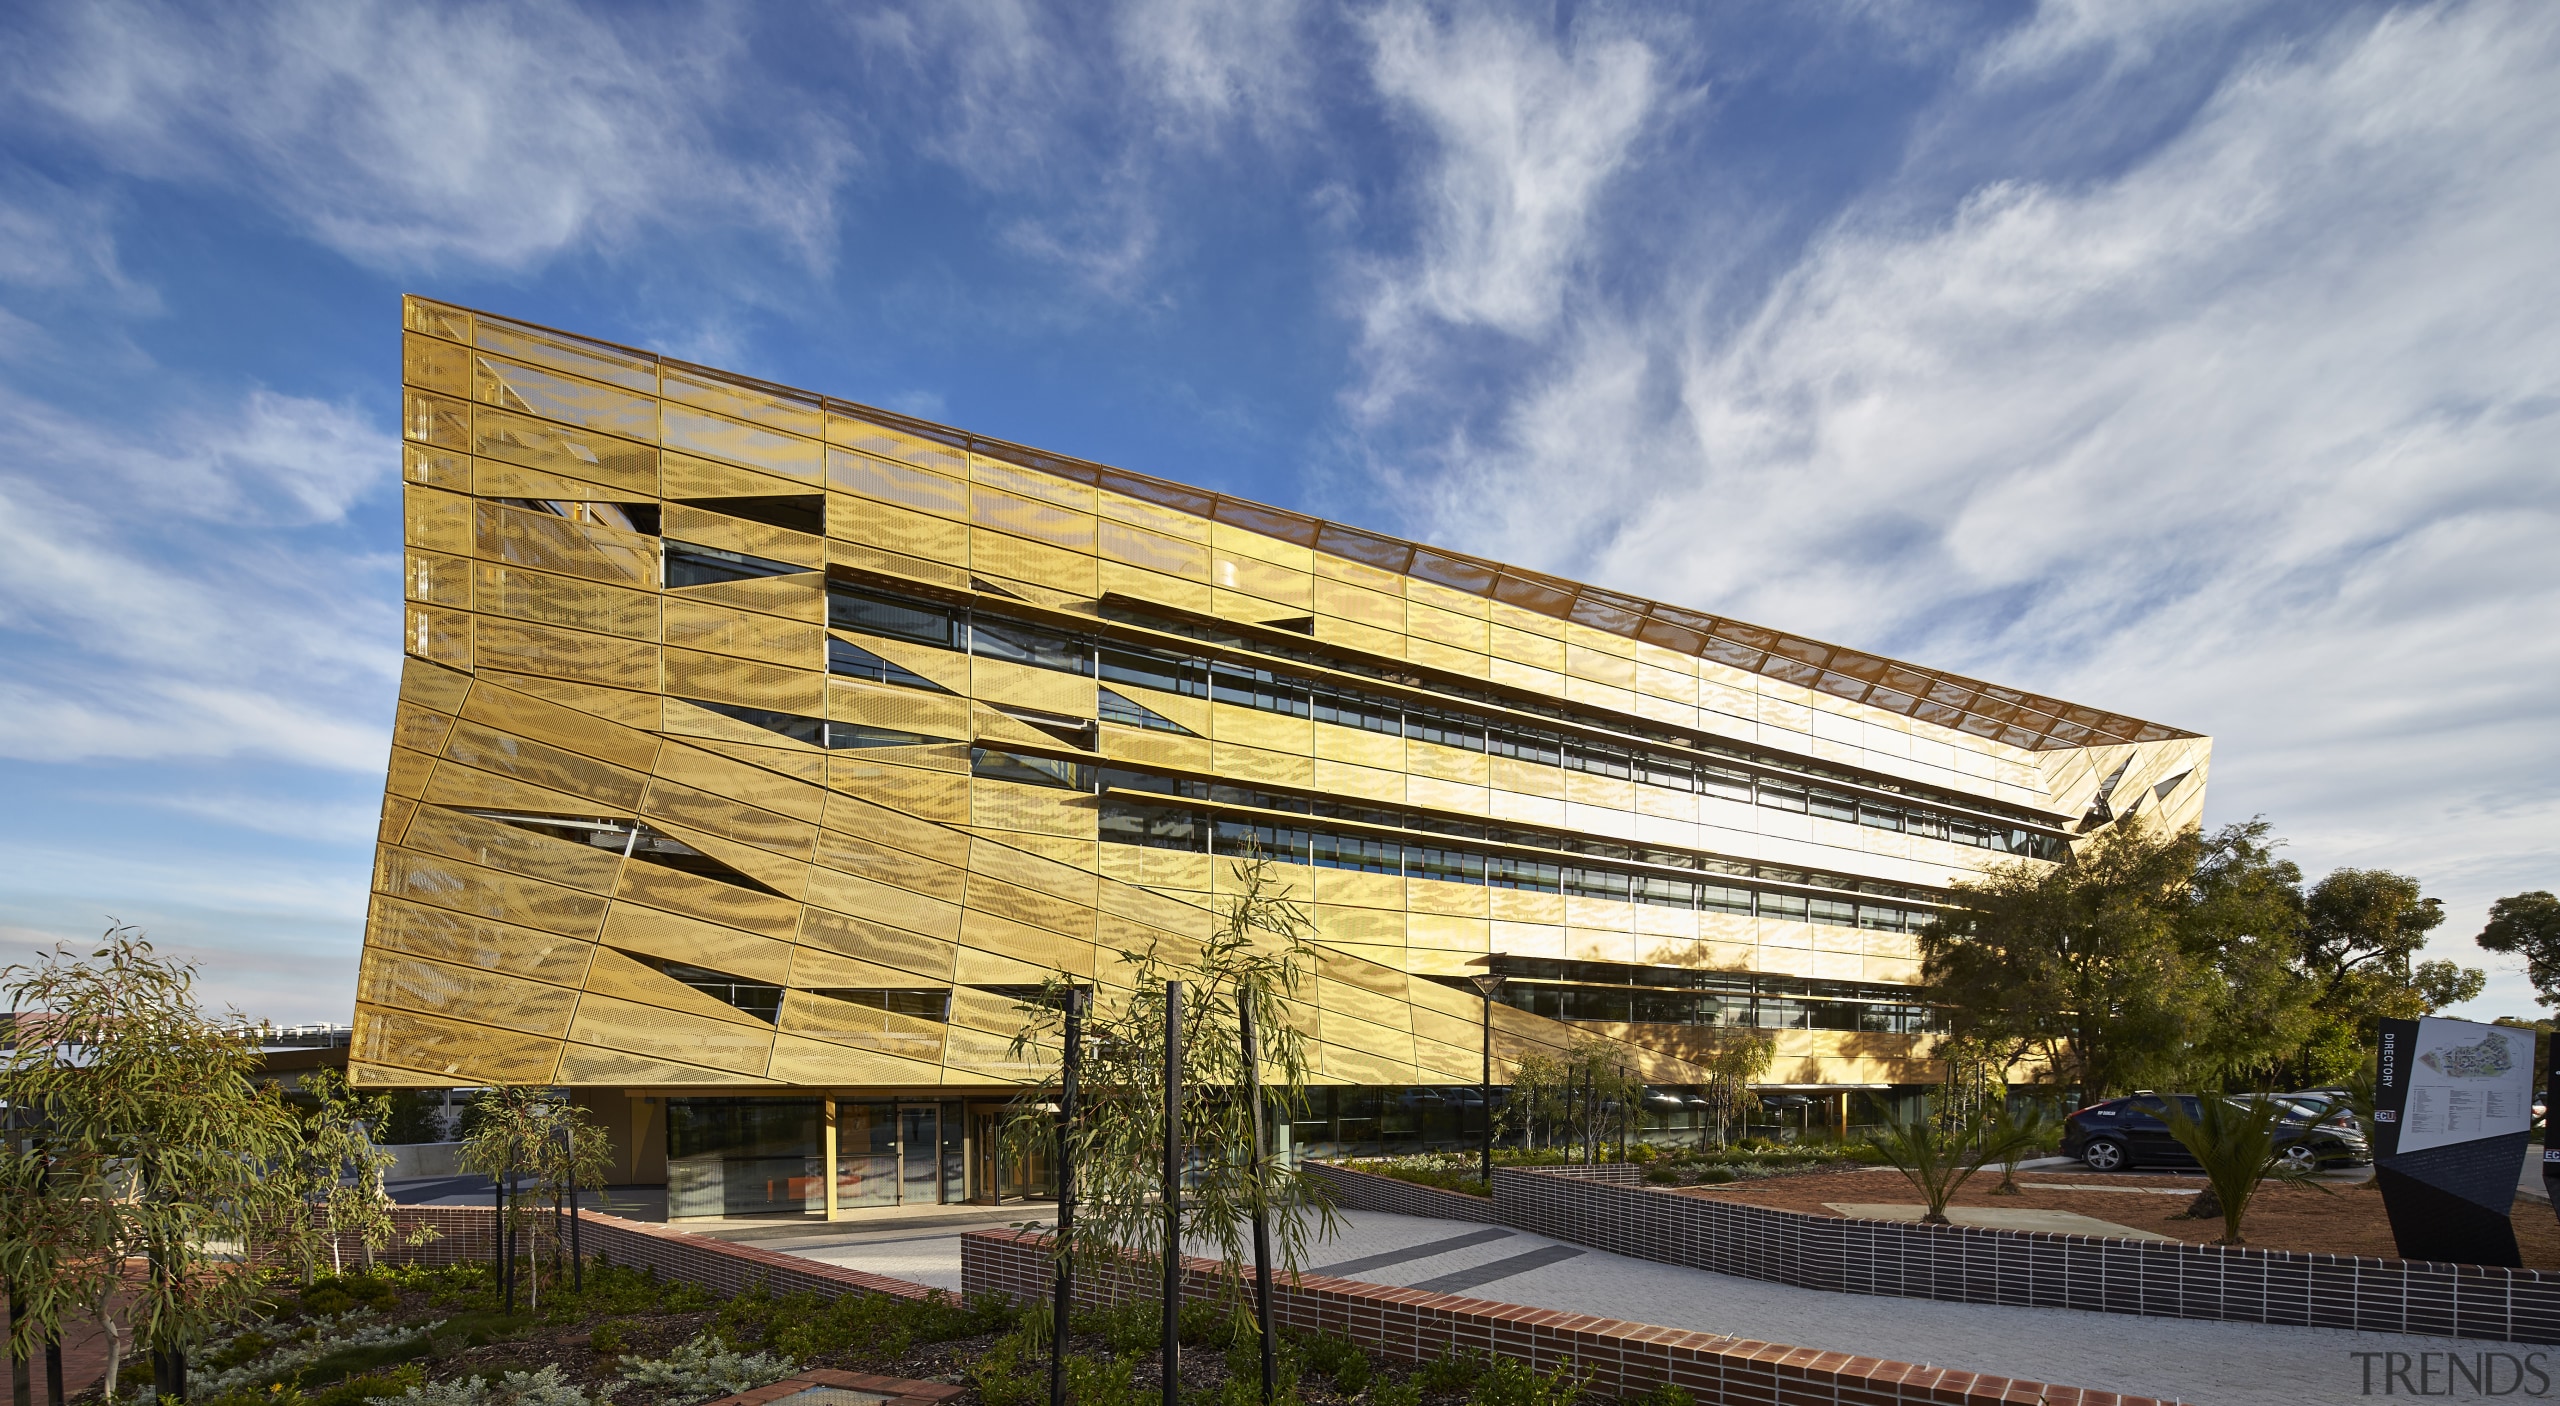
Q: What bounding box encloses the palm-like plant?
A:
[1987,1102,2054,1196]
[1867,1107,2042,1225]
[2151,1094,2330,1246]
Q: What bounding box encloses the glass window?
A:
[1487,854,1561,893]
[1563,867,1628,901]
[1404,706,1484,752]
[1632,873,1697,910]
[1857,800,1903,832]
[1209,663,1308,716]
[815,989,950,1020]
[1757,780,1808,813]
[1566,741,1632,780]
[1312,830,1400,874]
[1638,753,1694,791]
[1699,766,1753,804]
[970,617,1092,675]
[969,748,1091,790]
[1487,723,1561,766]
[1760,892,1809,922]
[1857,905,1905,933]
[1099,645,1207,698]
[1809,897,1858,928]
[1406,845,1485,886]
[1313,684,1402,736]
[682,696,827,746]
[666,540,808,589]
[1699,883,1754,916]
[1098,687,1195,735]
[827,585,960,648]
[827,638,950,692]
[1904,810,1948,841]
[1212,818,1310,864]
[667,1098,821,1219]
[1808,789,1857,824]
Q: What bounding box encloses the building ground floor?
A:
[570,1082,1935,1220]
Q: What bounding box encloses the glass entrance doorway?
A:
[834,1099,966,1212]
[898,1105,939,1205]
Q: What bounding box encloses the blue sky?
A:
[1,0,2553,1024]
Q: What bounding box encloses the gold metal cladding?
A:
[358,294,2212,1100]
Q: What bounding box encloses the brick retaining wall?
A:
[1303,1161,1497,1220]
[1494,1167,2560,1345]
[959,1226,2162,1405]
[317,1206,937,1304]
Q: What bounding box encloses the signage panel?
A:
[2373,1016,2529,1267]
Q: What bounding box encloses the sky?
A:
[0,0,2553,1026]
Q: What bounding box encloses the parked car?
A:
[2061,1094,2370,1173]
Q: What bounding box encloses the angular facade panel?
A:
[357,297,2212,1212]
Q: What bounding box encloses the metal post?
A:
[561,1122,581,1293]
[42,1333,60,1406]
[501,1138,517,1315]
[491,1169,506,1306]
[1468,973,1505,1193]
[1162,981,1184,1406]
[1617,1064,1629,1164]
[9,1284,28,1406]
[1051,988,1086,1406]
[1239,983,1275,1404]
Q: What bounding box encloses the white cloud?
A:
[848,0,1312,295]
[1350,3,1665,412]
[1395,1,2560,1003]
[4,0,856,274]
[0,385,399,770]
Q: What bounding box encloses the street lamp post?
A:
[1467,971,1507,1192]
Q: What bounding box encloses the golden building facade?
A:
[359,297,2210,1213]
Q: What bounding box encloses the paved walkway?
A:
[760,1205,2537,1405]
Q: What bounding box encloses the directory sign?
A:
[2385,1018,2536,1155]
[2375,1016,2529,1266]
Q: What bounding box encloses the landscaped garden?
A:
[1666,1165,2560,1262]
[76,1258,1692,1406]
[1342,1140,1885,1199]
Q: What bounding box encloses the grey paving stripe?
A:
[1408,1243,1586,1294]
[1309,1226,1515,1277]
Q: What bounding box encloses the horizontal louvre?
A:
[471,405,658,493]
[475,564,657,640]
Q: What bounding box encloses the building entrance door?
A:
[898,1105,941,1205]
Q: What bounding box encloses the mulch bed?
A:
[1669,1166,2560,1264]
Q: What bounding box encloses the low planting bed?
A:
[94,1260,1701,1406]
[1676,1165,2560,1262]
[1342,1143,1878,1198]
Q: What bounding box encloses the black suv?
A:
[2061,1094,2371,1173]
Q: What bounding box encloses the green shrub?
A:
[587,1324,626,1358]
[1465,1355,1586,1405]
[1368,1383,1421,1406]
[1414,1347,1491,1393]
[1642,1167,1682,1185]
[1625,1385,1694,1406]
[617,1331,797,1399]
[1695,1167,1737,1185]
[1296,1332,1371,1394]
[965,1326,1045,1406]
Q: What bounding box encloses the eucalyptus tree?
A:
[1004,852,1339,1352]
[2,926,300,1399]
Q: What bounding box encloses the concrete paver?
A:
[763,1206,2545,1405]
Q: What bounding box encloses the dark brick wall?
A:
[960,1226,2164,1406]
[1493,1167,2560,1346]
[1303,1161,1497,1220]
